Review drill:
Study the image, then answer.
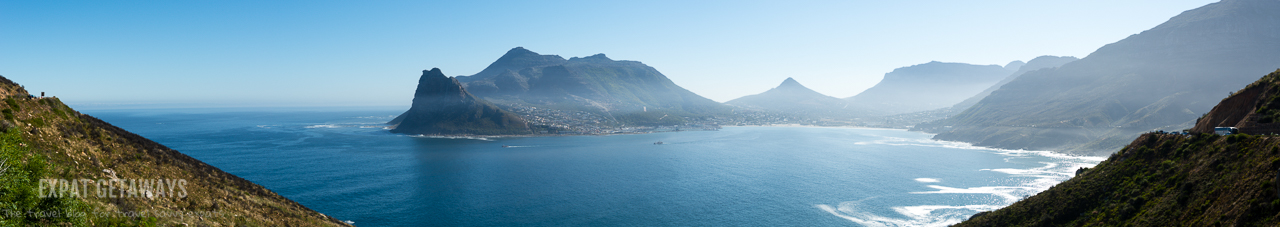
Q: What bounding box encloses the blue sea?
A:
[83,107,1103,227]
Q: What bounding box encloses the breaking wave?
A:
[820,134,1104,226]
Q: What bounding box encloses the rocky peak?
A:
[775,77,807,91]
[390,68,532,135]
[413,68,468,100]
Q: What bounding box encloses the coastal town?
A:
[494,101,953,136]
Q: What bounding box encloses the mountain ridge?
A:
[844,61,1014,115]
[459,47,730,126]
[916,0,1280,155]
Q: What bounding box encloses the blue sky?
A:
[1,0,1217,108]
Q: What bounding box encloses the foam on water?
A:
[821,134,1105,226]
[914,178,940,183]
[407,135,494,141]
[305,124,343,129]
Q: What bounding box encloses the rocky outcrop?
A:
[389,68,531,135]
[1192,69,1280,135]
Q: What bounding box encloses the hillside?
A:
[917,0,1280,156]
[457,47,730,126]
[949,56,1079,111]
[957,70,1280,226]
[389,68,532,135]
[844,61,1015,115]
[0,75,348,226]
[725,78,860,118]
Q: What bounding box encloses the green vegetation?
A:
[0,76,349,226]
[1251,71,1280,123]
[960,132,1280,226]
[0,128,88,226]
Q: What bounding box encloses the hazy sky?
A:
[1,0,1217,108]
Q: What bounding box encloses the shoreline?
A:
[394,124,1106,160]
[400,124,904,139]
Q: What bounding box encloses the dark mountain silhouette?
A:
[389,68,531,135]
[725,77,855,117]
[458,47,729,126]
[917,0,1280,155]
[844,61,1015,115]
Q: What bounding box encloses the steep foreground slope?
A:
[389,68,532,135]
[921,0,1280,156]
[0,76,347,226]
[957,70,1280,226]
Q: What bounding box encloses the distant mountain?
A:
[458,47,729,126]
[845,61,1015,115]
[725,77,855,117]
[948,56,1078,110]
[389,68,532,135]
[916,0,1280,155]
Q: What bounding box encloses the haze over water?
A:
[87,108,1102,226]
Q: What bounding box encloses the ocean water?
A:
[84,107,1103,227]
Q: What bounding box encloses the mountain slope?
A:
[957,69,1280,226]
[845,61,1015,115]
[458,47,729,126]
[949,56,1079,110]
[389,68,531,135]
[918,0,1280,155]
[0,75,348,226]
[725,78,855,117]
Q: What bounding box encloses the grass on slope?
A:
[960,133,1280,226]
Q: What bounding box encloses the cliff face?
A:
[957,69,1280,226]
[389,68,531,135]
[919,0,1280,155]
[0,75,348,226]
[1192,70,1280,135]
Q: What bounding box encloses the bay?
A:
[84,107,1102,227]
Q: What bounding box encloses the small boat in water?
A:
[653,141,663,145]
[502,145,510,148]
